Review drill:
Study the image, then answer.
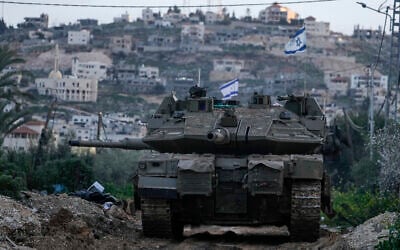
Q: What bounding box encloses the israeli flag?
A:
[220,78,239,100]
[284,26,306,55]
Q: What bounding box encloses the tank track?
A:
[141,198,183,239]
[290,180,321,242]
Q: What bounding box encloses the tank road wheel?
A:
[141,198,183,239]
[290,180,321,242]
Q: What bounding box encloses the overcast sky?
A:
[0,0,389,35]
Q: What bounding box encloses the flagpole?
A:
[304,53,309,96]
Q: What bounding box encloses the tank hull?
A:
[137,153,328,241]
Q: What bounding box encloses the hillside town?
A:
[0,3,390,150]
[3,2,400,249]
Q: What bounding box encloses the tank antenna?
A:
[197,68,201,87]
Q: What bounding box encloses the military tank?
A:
[70,87,334,242]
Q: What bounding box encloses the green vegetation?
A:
[0,144,141,200]
[0,46,33,145]
[326,189,400,227]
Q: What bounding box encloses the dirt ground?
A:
[0,192,395,250]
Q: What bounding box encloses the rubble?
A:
[0,192,398,249]
[0,195,41,242]
[3,191,140,249]
[342,212,398,249]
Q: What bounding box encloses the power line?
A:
[0,0,337,8]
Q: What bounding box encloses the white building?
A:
[71,115,96,126]
[205,11,224,24]
[350,73,388,107]
[68,30,91,45]
[163,12,186,25]
[2,120,45,151]
[142,8,155,24]
[154,19,173,28]
[181,23,205,42]
[114,12,130,23]
[28,29,53,40]
[180,22,205,52]
[304,16,330,36]
[139,65,159,79]
[325,72,349,97]
[258,3,298,24]
[72,57,108,81]
[35,45,98,102]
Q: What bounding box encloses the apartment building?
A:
[72,57,108,80]
[109,35,133,54]
[68,30,91,45]
[258,3,298,24]
[304,16,330,36]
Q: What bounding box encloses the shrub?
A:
[327,189,400,227]
[0,174,25,199]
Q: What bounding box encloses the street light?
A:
[356,2,393,128]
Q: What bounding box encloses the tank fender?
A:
[286,155,323,180]
[138,176,178,199]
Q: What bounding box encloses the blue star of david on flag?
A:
[284,26,306,55]
[220,78,239,100]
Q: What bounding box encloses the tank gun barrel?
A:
[69,138,151,150]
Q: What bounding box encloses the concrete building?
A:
[304,16,330,36]
[142,8,155,24]
[139,65,159,79]
[2,120,45,151]
[114,12,130,23]
[18,13,49,29]
[353,25,382,40]
[68,30,91,45]
[154,19,173,28]
[110,35,132,54]
[258,3,298,24]
[180,22,205,52]
[205,11,224,24]
[28,29,53,40]
[163,12,186,25]
[35,45,98,102]
[209,58,245,82]
[72,57,108,81]
[350,73,388,107]
[78,19,98,27]
[113,64,165,93]
[213,58,245,73]
[325,72,349,97]
[36,76,98,102]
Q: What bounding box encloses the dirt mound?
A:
[0,192,140,249]
[1,192,397,249]
[0,195,41,243]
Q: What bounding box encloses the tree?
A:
[374,125,400,194]
[0,46,32,144]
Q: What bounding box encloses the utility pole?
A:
[367,65,374,160]
[357,1,396,126]
[393,0,400,122]
[385,6,394,128]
